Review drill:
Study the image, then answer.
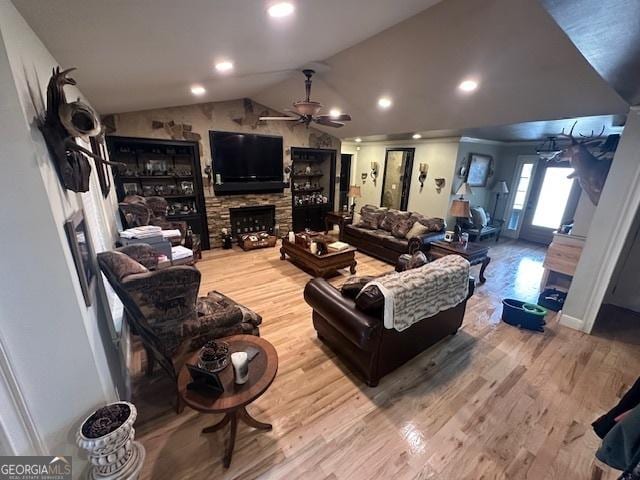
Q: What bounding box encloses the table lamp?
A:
[348,185,361,215]
[491,181,509,221]
[449,198,471,242]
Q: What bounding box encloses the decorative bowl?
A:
[198,341,230,372]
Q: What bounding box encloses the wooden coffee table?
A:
[280,238,357,277]
[177,335,278,468]
[429,240,491,283]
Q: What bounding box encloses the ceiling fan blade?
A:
[317,114,352,122]
[315,118,344,128]
[259,116,300,121]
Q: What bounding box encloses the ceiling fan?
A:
[259,69,352,128]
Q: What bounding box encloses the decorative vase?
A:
[231,352,249,384]
[77,401,145,480]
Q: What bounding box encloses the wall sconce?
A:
[418,163,428,190]
[361,172,368,184]
[370,161,379,185]
[435,178,445,193]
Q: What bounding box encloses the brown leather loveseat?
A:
[304,270,474,387]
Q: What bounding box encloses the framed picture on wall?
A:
[64,210,95,306]
[466,153,493,187]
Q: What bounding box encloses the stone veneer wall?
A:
[206,193,291,246]
[105,98,340,247]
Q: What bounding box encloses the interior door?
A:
[519,160,581,244]
[380,148,414,210]
[339,154,352,211]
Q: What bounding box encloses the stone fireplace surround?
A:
[205,192,292,248]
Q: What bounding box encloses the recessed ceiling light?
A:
[190,85,206,96]
[268,2,295,18]
[354,137,362,143]
[215,61,234,73]
[458,79,478,92]
[412,133,422,139]
[378,97,392,109]
[329,108,341,118]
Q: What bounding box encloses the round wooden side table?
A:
[177,335,278,468]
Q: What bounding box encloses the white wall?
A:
[0,1,121,470]
[603,204,640,312]
[347,138,460,223]
[561,107,640,332]
[454,139,504,214]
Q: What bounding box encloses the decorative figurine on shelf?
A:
[204,164,213,193]
[221,228,232,249]
[184,226,194,249]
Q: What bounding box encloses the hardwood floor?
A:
[133,239,638,479]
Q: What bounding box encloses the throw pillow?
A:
[407,251,429,270]
[380,209,411,232]
[341,275,376,299]
[409,213,445,232]
[396,251,429,272]
[358,210,381,229]
[391,218,415,239]
[355,284,385,315]
[360,205,388,229]
[405,221,430,239]
[421,217,445,232]
[471,207,488,227]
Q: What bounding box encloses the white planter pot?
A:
[77,401,145,480]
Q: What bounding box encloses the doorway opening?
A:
[380,148,414,210]
[339,154,352,211]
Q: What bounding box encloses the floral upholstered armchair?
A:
[98,245,261,384]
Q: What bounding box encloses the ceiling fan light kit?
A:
[259,70,352,128]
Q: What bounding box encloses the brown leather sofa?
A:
[342,205,445,264]
[304,275,474,387]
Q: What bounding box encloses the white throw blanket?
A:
[360,255,470,331]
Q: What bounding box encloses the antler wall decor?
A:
[38,67,123,192]
[555,122,618,205]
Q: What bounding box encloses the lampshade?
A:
[449,199,471,218]
[455,182,473,198]
[493,181,509,194]
[348,185,361,198]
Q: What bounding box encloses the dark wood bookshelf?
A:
[290,147,336,232]
[106,136,210,250]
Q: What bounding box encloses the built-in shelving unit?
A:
[290,147,336,232]
[107,135,210,250]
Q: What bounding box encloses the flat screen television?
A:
[210,131,283,183]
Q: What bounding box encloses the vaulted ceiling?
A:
[13,0,630,141]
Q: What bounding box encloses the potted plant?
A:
[77,401,145,479]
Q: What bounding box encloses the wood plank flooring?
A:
[132,239,639,479]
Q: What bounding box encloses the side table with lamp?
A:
[438,183,491,282]
[348,185,361,215]
[450,182,473,242]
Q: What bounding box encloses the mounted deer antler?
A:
[556,122,612,205]
[38,67,123,192]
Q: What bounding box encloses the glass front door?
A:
[519,161,581,244]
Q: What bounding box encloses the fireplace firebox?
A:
[229,205,276,237]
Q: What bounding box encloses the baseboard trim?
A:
[559,313,585,331]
